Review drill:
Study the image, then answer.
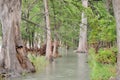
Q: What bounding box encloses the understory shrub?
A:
[91,63,116,80]
[96,48,116,64]
[27,54,48,72]
[88,48,116,80]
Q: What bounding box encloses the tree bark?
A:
[106,0,112,12]
[77,0,88,53]
[112,0,120,80]
[0,0,35,76]
[53,39,59,58]
[43,0,53,62]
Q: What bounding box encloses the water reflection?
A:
[77,53,89,80]
[11,49,89,80]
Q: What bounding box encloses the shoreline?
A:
[0,37,1,52]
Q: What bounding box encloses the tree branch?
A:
[21,17,40,27]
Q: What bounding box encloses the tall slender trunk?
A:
[53,39,59,58]
[77,0,88,53]
[0,0,35,76]
[112,0,120,80]
[51,0,59,58]
[43,0,53,61]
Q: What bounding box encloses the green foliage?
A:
[27,54,48,72]
[21,0,45,46]
[88,48,96,68]
[88,1,116,44]
[88,48,116,80]
[91,63,116,80]
[21,0,116,49]
[49,0,82,47]
[96,48,116,64]
[111,46,118,54]
[21,0,82,48]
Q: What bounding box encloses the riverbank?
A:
[88,48,116,80]
[0,37,1,52]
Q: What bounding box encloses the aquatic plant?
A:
[28,54,48,72]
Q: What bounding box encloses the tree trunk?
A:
[43,0,53,62]
[0,0,35,76]
[77,0,88,53]
[112,0,120,80]
[53,39,59,58]
[51,0,59,58]
[106,0,112,12]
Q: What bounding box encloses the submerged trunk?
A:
[43,0,53,62]
[53,39,59,58]
[77,0,88,53]
[112,0,120,79]
[0,0,35,76]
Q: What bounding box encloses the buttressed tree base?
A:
[0,0,35,77]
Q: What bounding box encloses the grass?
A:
[90,63,116,80]
[27,54,48,72]
[0,75,4,80]
[88,48,116,80]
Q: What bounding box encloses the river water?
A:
[11,48,89,80]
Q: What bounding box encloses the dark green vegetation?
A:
[87,1,117,80]
[88,1,116,44]
[89,48,116,80]
[21,0,82,48]
[28,54,48,72]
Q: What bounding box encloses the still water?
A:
[11,48,89,80]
